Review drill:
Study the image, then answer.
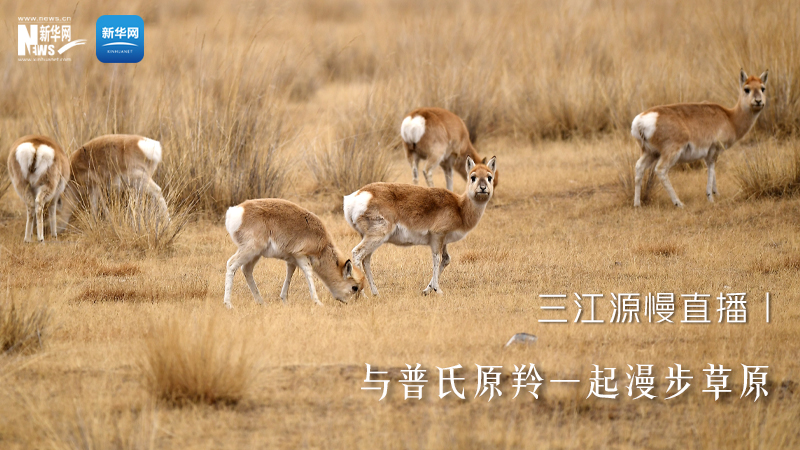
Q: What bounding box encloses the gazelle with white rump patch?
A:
[401,107,498,191]
[223,199,365,309]
[345,156,496,296]
[56,134,169,228]
[7,135,70,242]
[631,69,768,207]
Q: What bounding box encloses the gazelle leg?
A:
[439,245,450,277]
[423,235,445,296]
[241,255,264,305]
[363,254,379,296]
[706,159,716,203]
[280,262,296,304]
[296,256,322,306]
[444,165,454,191]
[145,179,170,221]
[655,150,683,208]
[634,152,657,207]
[19,187,35,243]
[409,153,420,185]
[224,248,258,309]
[352,232,389,295]
[34,189,51,242]
[422,158,438,188]
[48,196,59,238]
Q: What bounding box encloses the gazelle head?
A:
[329,259,366,302]
[739,69,768,113]
[466,156,496,203]
[55,181,81,232]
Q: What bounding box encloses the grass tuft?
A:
[69,173,199,255]
[734,141,800,199]
[615,144,658,206]
[139,314,256,407]
[307,113,395,197]
[1,292,52,355]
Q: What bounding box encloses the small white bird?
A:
[504,333,538,348]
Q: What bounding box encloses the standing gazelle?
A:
[224,199,365,309]
[56,134,169,228]
[7,135,70,242]
[345,156,496,296]
[401,107,498,191]
[631,69,768,207]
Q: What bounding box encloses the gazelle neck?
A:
[458,192,488,231]
[729,101,761,141]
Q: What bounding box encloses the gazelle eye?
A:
[352,286,358,292]
[761,87,765,92]
[744,88,751,94]
[487,176,493,183]
[471,175,477,182]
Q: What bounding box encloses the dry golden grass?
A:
[3,136,800,448]
[0,292,51,355]
[139,314,257,406]
[2,0,800,448]
[69,176,199,255]
[735,139,800,199]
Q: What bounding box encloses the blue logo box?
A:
[96,15,144,63]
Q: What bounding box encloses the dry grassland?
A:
[1,0,800,448]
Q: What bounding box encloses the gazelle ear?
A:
[760,70,769,84]
[740,69,748,87]
[486,156,497,173]
[343,260,353,279]
[466,156,475,174]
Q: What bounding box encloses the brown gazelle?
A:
[223,199,365,309]
[345,156,496,296]
[631,69,769,208]
[56,134,169,228]
[401,107,497,191]
[7,135,70,242]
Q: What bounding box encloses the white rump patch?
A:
[138,138,162,163]
[225,205,244,244]
[30,144,55,183]
[343,191,372,229]
[15,142,36,175]
[400,115,426,144]
[631,112,658,141]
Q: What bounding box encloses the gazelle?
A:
[401,107,498,191]
[631,69,768,208]
[7,135,70,242]
[56,134,169,228]
[345,156,496,296]
[223,198,366,308]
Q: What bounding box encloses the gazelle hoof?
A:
[422,286,441,296]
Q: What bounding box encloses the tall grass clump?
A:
[0,293,51,355]
[0,161,10,201]
[70,174,199,255]
[615,142,658,206]
[307,105,396,197]
[139,314,256,407]
[735,140,800,199]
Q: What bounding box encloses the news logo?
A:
[96,15,144,63]
[17,17,86,61]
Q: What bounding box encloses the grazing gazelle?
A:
[631,69,768,207]
[401,107,498,191]
[7,135,70,242]
[345,156,496,296]
[56,134,169,228]
[223,198,366,309]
